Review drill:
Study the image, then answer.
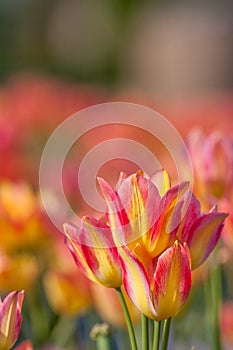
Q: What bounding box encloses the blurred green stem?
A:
[161,318,171,350]
[210,264,223,350]
[153,321,161,350]
[49,316,76,347]
[141,314,149,350]
[116,287,138,350]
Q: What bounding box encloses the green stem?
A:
[141,314,149,350]
[210,265,223,350]
[49,316,76,347]
[161,318,171,350]
[152,321,161,350]
[204,276,212,347]
[116,287,138,350]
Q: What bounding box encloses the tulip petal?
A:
[148,182,190,257]
[98,177,130,245]
[176,192,201,242]
[187,212,228,269]
[115,171,127,190]
[120,246,157,320]
[0,291,24,349]
[64,220,122,287]
[149,169,171,196]
[153,241,191,321]
[117,173,161,248]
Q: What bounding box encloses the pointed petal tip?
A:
[97,177,116,200]
[63,222,79,241]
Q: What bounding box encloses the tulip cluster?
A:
[64,169,227,349]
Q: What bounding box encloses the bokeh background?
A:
[0,1,233,349]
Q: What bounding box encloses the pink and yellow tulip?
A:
[174,196,227,269]
[0,290,24,350]
[64,217,122,288]
[64,169,227,325]
[98,170,227,269]
[120,241,191,321]
[187,129,233,203]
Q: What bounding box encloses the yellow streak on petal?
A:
[154,242,189,321]
[150,169,171,196]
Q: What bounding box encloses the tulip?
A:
[0,181,52,253]
[175,193,228,269]
[0,252,38,291]
[0,290,24,350]
[43,237,92,316]
[98,170,188,256]
[187,129,233,202]
[98,169,227,269]
[64,216,122,288]
[120,241,191,321]
[44,269,91,316]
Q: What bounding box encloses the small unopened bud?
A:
[90,323,111,340]
[90,323,114,350]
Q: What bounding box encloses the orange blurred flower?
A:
[0,181,52,291]
[0,181,51,253]
[44,269,91,316]
[43,237,92,316]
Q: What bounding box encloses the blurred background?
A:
[0,0,233,349]
[0,0,233,96]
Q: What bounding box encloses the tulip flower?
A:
[187,129,233,202]
[43,237,92,316]
[63,168,228,350]
[98,169,227,269]
[0,181,52,253]
[120,241,191,321]
[0,290,24,350]
[64,216,122,288]
[98,170,189,256]
[44,269,92,316]
[174,193,228,269]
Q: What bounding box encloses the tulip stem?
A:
[152,321,161,350]
[210,264,222,350]
[141,314,149,350]
[161,317,171,350]
[204,278,212,346]
[116,287,138,350]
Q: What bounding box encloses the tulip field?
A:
[0,72,232,350]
